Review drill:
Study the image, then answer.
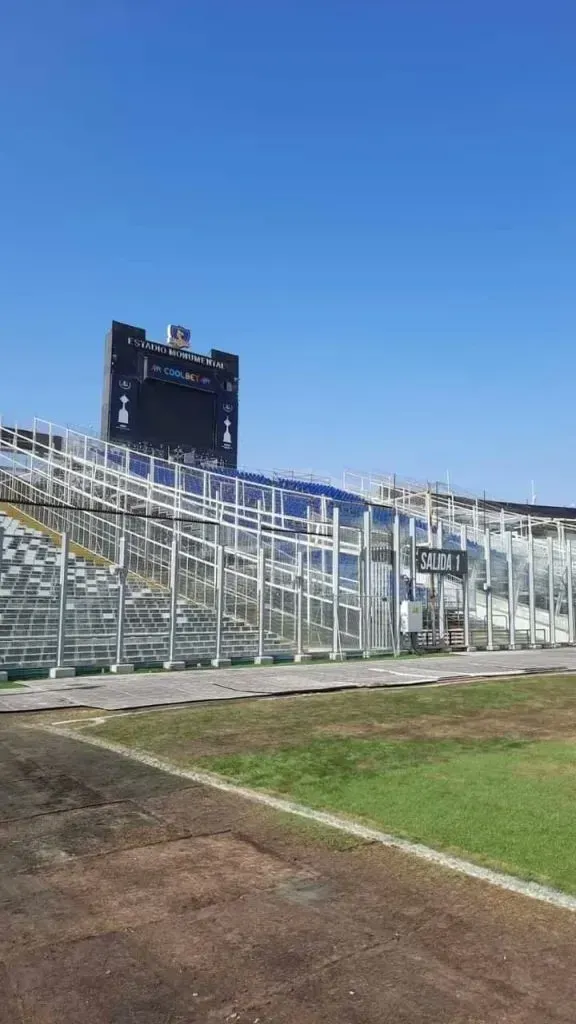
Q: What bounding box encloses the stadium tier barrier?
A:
[0,417,570,674]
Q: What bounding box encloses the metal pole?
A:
[144,483,152,573]
[363,508,372,654]
[426,491,433,545]
[528,520,537,646]
[321,496,328,591]
[437,520,445,639]
[409,517,417,591]
[567,536,575,645]
[306,506,312,641]
[166,529,180,666]
[56,532,69,668]
[213,543,226,666]
[257,499,263,548]
[115,533,127,666]
[393,512,401,652]
[484,528,494,650]
[331,506,341,659]
[461,525,471,649]
[296,549,304,657]
[356,526,365,655]
[234,477,240,551]
[213,522,221,607]
[257,544,266,660]
[548,535,556,646]
[506,531,516,649]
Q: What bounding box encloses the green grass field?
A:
[87,674,576,893]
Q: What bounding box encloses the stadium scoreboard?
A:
[101,320,239,467]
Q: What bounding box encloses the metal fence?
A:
[0,416,574,673]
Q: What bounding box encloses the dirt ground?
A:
[2,716,576,1022]
[318,704,576,743]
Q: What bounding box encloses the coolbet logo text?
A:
[150,364,211,387]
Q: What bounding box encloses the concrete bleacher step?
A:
[0,510,290,669]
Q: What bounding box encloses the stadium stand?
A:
[0,510,292,670]
[0,418,574,674]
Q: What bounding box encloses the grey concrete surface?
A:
[1,647,576,713]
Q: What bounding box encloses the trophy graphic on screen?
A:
[118,395,130,426]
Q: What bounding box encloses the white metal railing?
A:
[2,415,576,671]
[0,418,367,660]
[343,467,566,542]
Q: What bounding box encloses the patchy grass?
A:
[88,674,576,892]
[0,680,25,690]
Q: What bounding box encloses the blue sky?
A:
[1,1,575,501]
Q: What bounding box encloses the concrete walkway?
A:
[2,647,576,712]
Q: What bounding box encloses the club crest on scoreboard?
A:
[167,324,191,350]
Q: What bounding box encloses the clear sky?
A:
[1,1,575,502]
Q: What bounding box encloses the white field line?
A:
[47,723,576,914]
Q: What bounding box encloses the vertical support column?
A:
[461,525,472,650]
[426,491,433,545]
[320,496,328,598]
[408,515,421,648]
[234,477,240,551]
[0,523,3,580]
[257,499,263,547]
[50,532,75,679]
[393,512,401,654]
[164,530,184,670]
[254,544,273,664]
[548,535,556,646]
[561,540,569,643]
[112,532,133,673]
[306,506,312,643]
[528,520,538,647]
[212,544,230,667]
[144,481,152,577]
[47,422,54,505]
[506,531,516,649]
[437,521,445,639]
[213,522,221,607]
[330,506,342,660]
[363,508,372,655]
[409,518,417,590]
[294,549,309,663]
[484,528,494,650]
[357,528,365,656]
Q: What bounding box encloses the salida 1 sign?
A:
[416,547,468,576]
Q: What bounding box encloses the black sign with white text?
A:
[416,547,468,576]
